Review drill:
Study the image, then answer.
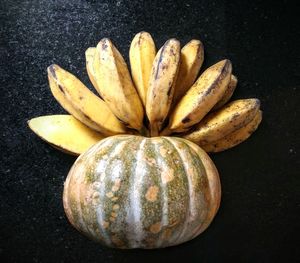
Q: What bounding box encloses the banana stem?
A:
[150,124,160,137]
[160,126,172,136]
[139,126,150,137]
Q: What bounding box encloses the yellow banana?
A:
[93,38,144,130]
[163,59,232,134]
[172,39,204,106]
[202,110,262,153]
[28,115,105,155]
[85,47,99,90]
[129,31,156,106]
[48,65,103,132]
[146,39,181,136]
[48,64,127,135]
[212,74,238,110]
[183,98,260,145]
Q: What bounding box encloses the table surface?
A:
[1,0,299,262]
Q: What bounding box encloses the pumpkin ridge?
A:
[78,166,97,240]
[102,137,138,247]
[92,138,127,246]
[63,164,79,231]
[179,139,210,239]
[162,137,193,243]
[139,138,165,247]
[183,140,221,237]
[79,140,117,242]
[73,160,91,234]
[151,138,170,247]
[159,137,190,245]
[125,137,147,247]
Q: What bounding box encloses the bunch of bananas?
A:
[28,31,262,155]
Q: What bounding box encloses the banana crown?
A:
[28,31,262,155]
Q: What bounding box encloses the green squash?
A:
[63,135,221,248]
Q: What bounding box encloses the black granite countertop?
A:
[1,0,299,262]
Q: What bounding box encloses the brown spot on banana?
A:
[182,117,191,124]
[58,84,65,94]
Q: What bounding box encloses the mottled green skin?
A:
[63,135,221,249]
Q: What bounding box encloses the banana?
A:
[146,39,181,136]
[93,38,144,130]
[172,39,204,106]
[129,31,156,106]
[85,47,99,90]
[48,64,127,135]
[163,59,232,135]
[202,110,262,153]
[48,65,103,132]
[183,98,260,145]
[28,115,105,155]
[212,74,238,110]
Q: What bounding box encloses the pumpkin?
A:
[63,135,221,248]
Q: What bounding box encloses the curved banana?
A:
[172,39,204,106]
[48,65,103,132]
[183,98,260,145]
[129,31,156,106]
[85,47,99,90]
[212,74,238,111]
[28,115,105,156]
[93,38,144,130]
[163,59,232,134]
[146,39,181,136]
[47,64,127,135]
[202,110,262,153]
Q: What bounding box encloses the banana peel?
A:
[28,115,105,155]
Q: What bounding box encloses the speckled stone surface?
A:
[1,0,299,262]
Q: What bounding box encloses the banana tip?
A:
[47,64,58,78]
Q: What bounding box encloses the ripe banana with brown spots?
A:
[183,98,260,145]
[47,64,127,136]
[48,65,100,132]
[85,47,99,90]
[129,31,156,107]
[202,110,262,153]
[172,39,204,106]
[162,59,232,135]
[145,39,181,136]
[212,74,238,111]
[93,38,144,131]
